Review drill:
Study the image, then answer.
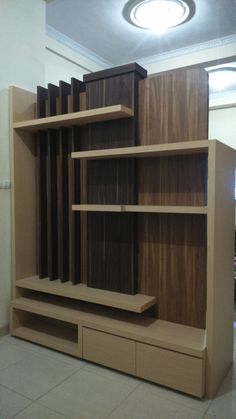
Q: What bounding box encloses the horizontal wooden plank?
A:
[11,296,206,357]
[11,322,79,357]
[13,105,134,132]
[15,276,156,313]
[72,204,124,212]
[72,204,208,215]
[72,140,209,160]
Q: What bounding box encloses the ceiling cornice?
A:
[46,24,112,68]
[46,24,236,70]
[138,34,236,66]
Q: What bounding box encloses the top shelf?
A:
[13,105,134,132]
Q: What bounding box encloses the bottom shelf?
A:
[11,312,80,357]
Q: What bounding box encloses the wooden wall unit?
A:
[9,64,235,399]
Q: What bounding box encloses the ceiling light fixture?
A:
[208,67,236,91]
[123,0,195,32]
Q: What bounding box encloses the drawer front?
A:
[83,327,135,375]
[136,342,205,397]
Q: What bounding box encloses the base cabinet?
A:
[83,328,136,375]
[136,342,205,398]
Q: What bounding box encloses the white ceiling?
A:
[46,0,236,66]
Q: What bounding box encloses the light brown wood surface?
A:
[15,277,156,313]
[136,342,205,397]
[13,105,133,131]
[9,87,37,288]
[72,140,209,160]
[11,297,206,357]
[206,140,235,397]
[83,327,136,374]
[73,204,207,214]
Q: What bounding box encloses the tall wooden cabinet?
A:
[9,64,235,399]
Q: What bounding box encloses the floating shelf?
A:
[72,204,208,215]
[72,140,209,160]
[11,297,206,358]
[13,105,134,132]
[16,277,156,313]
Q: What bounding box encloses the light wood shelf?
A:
[72,204,208,214]
[11,297,206,358]
[16,277,156,313]
[72,140,209,160]
[13,105,133,132]
[12,321,79,357]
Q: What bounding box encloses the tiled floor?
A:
[0,331,236,419]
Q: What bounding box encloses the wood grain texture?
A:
[136,342,205,397]
[68,78,85,284]
[57,81,71,282]
[36,86,48,279]
[138,68,209,145]
[87,213,137,294]
[83,328,136,374]
[83,66,146,294]
[138,154,208,206]
[138,213,207,328]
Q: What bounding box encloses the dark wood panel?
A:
[57,81,71,282]
[83,66,146,294]
[138,154,208,206]
[68,78,85,284]
[83,62,147,82]
[138,214,206,328]
[47,84,59,280]
[87,213,137,294]
[36,86,48,278]
[138,68,209,145]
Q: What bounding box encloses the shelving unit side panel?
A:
[138,68,209,146]
[9,87,38,289]
[206,140,235,398]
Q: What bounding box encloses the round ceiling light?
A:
[208,67,236,91]
[123,0,195,32]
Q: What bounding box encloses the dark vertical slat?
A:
[47,84,59,280]
[82,65,147,294]
[57,81,71,282]
[68,78,85,284]
[36,86,48,278]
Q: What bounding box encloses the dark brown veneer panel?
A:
[138,214,207,328]
[83,65,147,294]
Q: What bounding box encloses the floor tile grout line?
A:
[0,383,33,402]
[9,401,34,419]
[104,382,143,419]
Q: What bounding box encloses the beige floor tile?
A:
[139,381,211,414]
[83,362,140,388]
[0,340,32,371]
[0,384,31,419]
[108,386,204,419]
[39,368,137,419]
[13,402,69,419]
[0,351,80,400]
[205,376,236,419]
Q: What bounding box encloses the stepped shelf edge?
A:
[16,277,156,313]
[11,297,206,357]
[13,105,134,131]
[72,140,209,160]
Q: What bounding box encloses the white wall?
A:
[0,0,45,331]
[45,35,106,86]
[209,107,236,150]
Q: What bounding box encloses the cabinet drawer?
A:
[136,342,205,397]
[83,327,135,374]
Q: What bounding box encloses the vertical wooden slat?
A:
[36,86,48,278]
[57,81,71,282]
[68,78,85,284]
[47,84,59,280]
